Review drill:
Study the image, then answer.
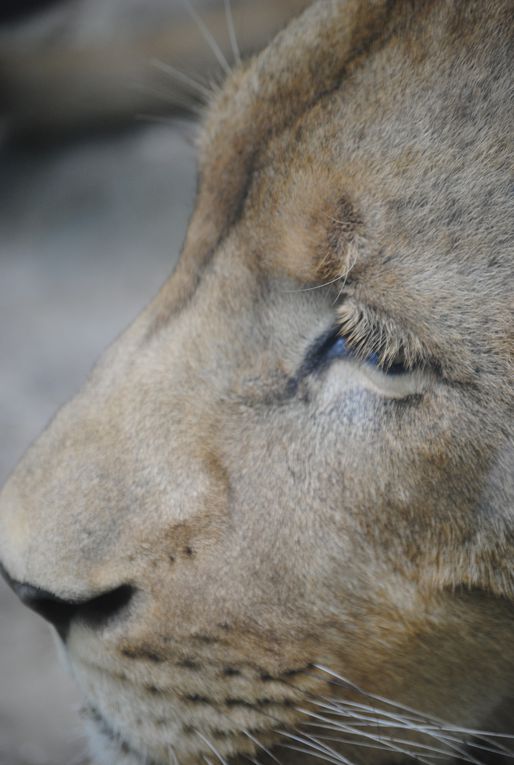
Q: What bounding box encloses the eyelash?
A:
[306,326,412,377]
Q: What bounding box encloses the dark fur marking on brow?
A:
[143,0,401,341]
[227,0,401,233]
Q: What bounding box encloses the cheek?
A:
[223,386,432,570]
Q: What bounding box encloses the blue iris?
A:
[325,335,349,361]
[320,333,407,375]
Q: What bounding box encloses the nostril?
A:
[13,581,77,627]
[79,584,134,628]
[0,563,133,639]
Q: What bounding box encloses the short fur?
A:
[0,2,513,764]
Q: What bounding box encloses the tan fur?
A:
[0,2,513,764]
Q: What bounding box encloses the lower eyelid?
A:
[356,364,432,397]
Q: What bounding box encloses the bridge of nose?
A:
[0,350,222,600]
[0,247,252,599]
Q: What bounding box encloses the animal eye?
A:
[306,328,409,376]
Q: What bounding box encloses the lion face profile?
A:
[0,2,512,764]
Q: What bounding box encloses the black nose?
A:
[0,563,133,639]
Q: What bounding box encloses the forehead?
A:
[195,0,508,283]
[145,0,511,380]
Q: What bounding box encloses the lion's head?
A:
[0,2,513,764]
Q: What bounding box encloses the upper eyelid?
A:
[336,298,429,372]
[298,319,426,380]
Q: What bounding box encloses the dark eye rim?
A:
[302,326,411,377]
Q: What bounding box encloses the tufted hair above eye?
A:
[335,298,430,375]
[305,325,411,377]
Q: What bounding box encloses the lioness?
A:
[0,1,513,764]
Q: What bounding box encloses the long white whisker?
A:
[181,0,231,75]
[337,708,513,758]
[280,670,472,761]
[281,274,344,294]
[297,707,446,765]
[277,669,504,764]
[314,665,447,724]
[314,663,500,748]
[465,736,514,757]
[281,743,343,764]
[318,696,429,726]
[314,698,457,744]
[195,731,230,765]
[151,59,213,101]
[304,725,448,759]
[304,719,472,761]
[241,756,261,765]
[242,728,281,764]
[316,696,513,759]
[277,729,356,765]
[223,0,241,65]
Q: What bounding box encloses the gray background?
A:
[0,124,196,764]
[0,1,309,761]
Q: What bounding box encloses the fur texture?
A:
[0,1,513,764]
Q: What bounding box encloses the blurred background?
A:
[0,1,309,762]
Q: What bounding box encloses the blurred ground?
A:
[0,122,196,764]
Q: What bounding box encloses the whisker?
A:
[281,742,347,764]
[314,664,445,723]
[281,274,344,294]
[315,696,513,759]
[277,728,356,765]
[304,719,468,760]
[242,728,281,765]
[195,731,230,765]
[317,696,427,726]
[133,82,205,118]
[223,0,241,66]
[252,666,512,764]
[296,706,456,765]
[181,0,231,76]
[281,743,343,764]
[304,725,449,759]
[313,698,453,741]
[465,736,514,757]
[152,59,214,101]
[241,756,262,765]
